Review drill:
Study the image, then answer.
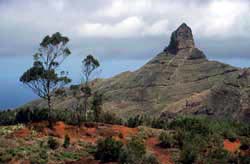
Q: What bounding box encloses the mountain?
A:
[25,23,250,122]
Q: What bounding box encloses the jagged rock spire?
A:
[164,23,195,53]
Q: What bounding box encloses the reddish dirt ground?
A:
[11,128,30,138]
[146,137,174,164]
[223,139,241,153]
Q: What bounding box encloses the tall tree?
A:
[81,55,100,120]
[20,32,71,126]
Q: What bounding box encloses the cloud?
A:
[0,0,249,61]
[78,17,169,38]
[92,0,250,38]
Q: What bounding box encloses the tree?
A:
[91,92,103,122]
[81,55,100,120]
[20,32,71,127]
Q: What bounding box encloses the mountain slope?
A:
[26,23,250,121]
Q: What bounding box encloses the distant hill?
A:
[24,23,250,122]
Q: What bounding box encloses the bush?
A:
[238,124,250,137]
[95,137,123,163]
[63,134,70,148]
[0,109,16,125]
[180,147,198,164]
[151,117,168,129]
[223,130,237,142]
[142,153,160,164]
[99,112,123,125]
[127,115,143,128]
[30,149,48,164]
[169,117,210,136]
[16,107,49,124]
[119,136,146,164]
[48,136,60,150]
[239,156,250,164]
[159,132,175,148]
[205,147,230,164]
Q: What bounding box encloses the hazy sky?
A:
[0,0,250,61]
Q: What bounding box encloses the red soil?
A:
[223,139,241,153]
[146,137,174,164]
[11,122,173,164]
[11,128,30,138]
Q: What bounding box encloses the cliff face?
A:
[26,23,250,121]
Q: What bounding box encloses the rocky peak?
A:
[164,23,195,53]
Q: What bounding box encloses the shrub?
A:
[95,137,123,163]
[48,136,60,150]
[63,134,70,148]
[169,117,210,136]
[99,112,123,125]
[127,115,143,128]
[30,149,48,164]
[205,147,230,164]
[223,130,237,142]
[159,132,175,148]
[16,107,49,124]
[180,147,198,164]
[119,136,146,164]
[151,117,168,129]
[0,109,16,125]
[0,149,12,163]
[238,124,250,137]
[239,156,250,164]
[91,92,103,122]
[142,153,160,164]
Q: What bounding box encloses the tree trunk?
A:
[83,96,88,121]
[48,95,52,128]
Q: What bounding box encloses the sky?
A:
[0,0,250,109]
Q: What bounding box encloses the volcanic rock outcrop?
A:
[26,23,250,122]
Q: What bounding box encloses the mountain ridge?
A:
[24,23,250,122]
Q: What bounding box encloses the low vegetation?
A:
[1,91,250,164]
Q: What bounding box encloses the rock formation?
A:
[164,23,195,53]
[26,23,250,122]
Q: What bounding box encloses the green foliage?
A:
[20,32,72,126]
[151,117,168,129]
[127,115,143,128]
[91,92,103,122]
[180,148,197,164]
[159,132,175,148]
[0,109,16,125]
[47,136,60,150]
[16,107,49,123]
[204,147,230,164]
[30,149,48,164]
[238,124,250,137]
[169,116,210,136]
[142,153,160,164]
[0,149,12,163]
[119,136,146,164]
[55,151,81,161]
[239,156,250,164]
[63,134,70,148]
[99,112,123,125]
[95,137,123,163]
[70,84,80,90]
[223,130,237,141]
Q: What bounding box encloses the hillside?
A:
[26,23,250,122]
